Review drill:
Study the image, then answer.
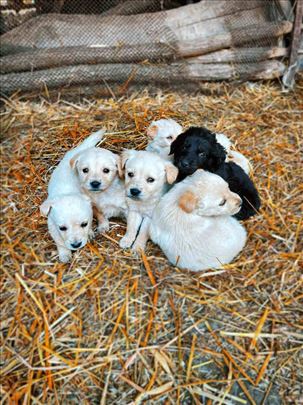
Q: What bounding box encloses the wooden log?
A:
[0,44,175,74]
[0,22,293,73]
[0,60,286,94]
[188,47,289,64]
[177,21,293,57]
[101,0,163,16]
[282,0,303,88]
[0,1,270,51]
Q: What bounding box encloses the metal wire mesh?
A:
[0,0,295,95]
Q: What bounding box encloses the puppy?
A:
[147,120,251,173]
[40,130,104,262]
[119,150,178,252]
[70,147,127,233]
[146,118,183,159]
[149,170,247,271]
[170,127,261,220]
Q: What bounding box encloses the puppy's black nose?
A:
[130,188,141,197]
[90,181,101,189]
[71,241,82,249]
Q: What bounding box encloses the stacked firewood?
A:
[0,0,294,94]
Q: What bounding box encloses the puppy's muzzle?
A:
[70,241,82,250]
[179,160,196,173]
[90,180,101,191]
[129,188,141,199]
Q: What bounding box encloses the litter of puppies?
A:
[1,80,302,403]
[40,120,255,264]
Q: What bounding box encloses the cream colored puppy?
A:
[149,170,247,271]
[70,147,127,233]
[119,150,178,252]
[40,130,104,262]
[146,118,183,159]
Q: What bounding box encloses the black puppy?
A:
[170,127,261,220]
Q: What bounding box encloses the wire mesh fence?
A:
[0,0,297,96]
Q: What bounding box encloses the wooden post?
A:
[282,0,303,88]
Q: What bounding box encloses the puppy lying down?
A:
[149,170,247,271]
[40,130,104,262]
[70,143,127,233]
[170,127,261,220]
[119,150,178,252]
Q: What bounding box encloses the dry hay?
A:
[1,80,302,405]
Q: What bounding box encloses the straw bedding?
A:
[1,80,302,404]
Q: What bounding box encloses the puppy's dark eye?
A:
[147,177,155,183]
[219,199,226,206]
[128,172,134,178]
[81,222,88,228]
[199,152,205,158]
[82,168,89,173]
[59,226,67,231]
[103,168,110,173]
[167,135,173,140]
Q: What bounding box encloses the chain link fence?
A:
[0,0,297,96]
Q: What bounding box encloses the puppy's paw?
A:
[119,235,133,249]
[131,240,146,254]
[97,219,110,234]
[59,251,72,263]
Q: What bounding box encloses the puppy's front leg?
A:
[49,219,72,263]
[119,211,143,249]
[132,217,151,253]
[93,206,109,234]
[57,245,72,263]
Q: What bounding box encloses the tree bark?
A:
[188,47,289,64]
[0,61,286,94]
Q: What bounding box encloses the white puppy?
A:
[216,132,251,174]
[40,130,104,262]
[119,150,178,252]
[146,118,183,159]
[70,147,127,233]
[149,170,247,271]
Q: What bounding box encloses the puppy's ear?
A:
[121,150,135,170]
[178,191,198,213]
[116,155,124,178]
[70,152,81,170]
[40,200,53,217]
[169,133,186,155]
[165,162,178,184]
[208,142,227,171]
[147,123,158,139]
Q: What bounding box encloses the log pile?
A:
[0,0,294,94]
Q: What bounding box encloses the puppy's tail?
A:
[73,129,105,153]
